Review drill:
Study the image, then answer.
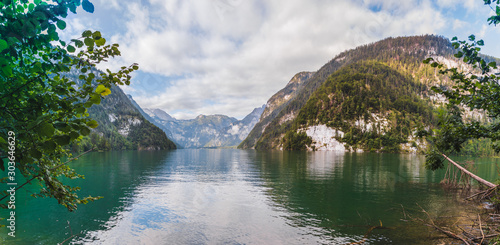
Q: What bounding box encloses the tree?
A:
[0,0,137,211]
[423,0,500,169]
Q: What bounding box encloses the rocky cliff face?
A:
[205,105,265,147]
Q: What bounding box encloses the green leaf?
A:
[82,30,92,37]
[69,131,80,140]
[1,66,13,77]
[67,45,76,53]
[54,122,68,130]
[468,35,475,41]
[451,36,458,41]
[132,65,139,70]
[95,85,111,96]
[84,37,94,47]
[38,122,55,137]
[489,62,497,68]
[41,141,56,152]
[75,107,86,114]
[101,88,111,96]
[16,5,24,13]
[63,56,71,63]
[80,127,91,136]
[84,101,93,108]
[82,0,94,13]
[74,39,84,48]
[0,136,6,145]
[89,94,101,104]
[56,20,66,30]
[92,31,102,39]
[477,40,484,46]
[30,149,42,159]
[86,120,99,129]
[95,37,106,47]
[0,39,8,52]
[95,84,107,94]
[54,135,71,146]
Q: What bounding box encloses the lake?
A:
[1,149,498,244]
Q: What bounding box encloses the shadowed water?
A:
[0,149,498,244]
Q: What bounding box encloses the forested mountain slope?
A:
[241,35,457,151]
[283,61,432,152]
[67,69,176,151]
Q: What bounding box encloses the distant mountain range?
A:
[130,100,265,148]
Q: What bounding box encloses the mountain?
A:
[239,35,460,152]
[144,108,176,122]
[205,105,266,147]
[239,72,314,149]
[284,61,432,152]
[66,69,176,152]
[128,95,175,140]
[138,105,265,148]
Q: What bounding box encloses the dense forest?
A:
[244,35,500,156]
[283,61,434,152]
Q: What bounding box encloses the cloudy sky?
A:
[62,0,500,119]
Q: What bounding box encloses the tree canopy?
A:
[0,0,137,211]
[423,0,500,169]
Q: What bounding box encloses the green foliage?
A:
[422,1,500,171]
[281,61,434,152]
[424,148,444,171]
[0,0,137,211]
[424,36,500,168]
[282,131,312,151]
[483,0,500,25]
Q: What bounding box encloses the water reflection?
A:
[2,150,496,244]
[249,151,471,244]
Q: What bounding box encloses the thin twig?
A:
[401,204,407,219]
[416,203,471,245]
[479,214,485,244]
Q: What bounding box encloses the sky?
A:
[61,0,500,120]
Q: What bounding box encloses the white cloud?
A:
[63,0,499,119]
[478,24,489,38]
[452,19,467,30]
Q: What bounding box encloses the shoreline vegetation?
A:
[414,154,500,244]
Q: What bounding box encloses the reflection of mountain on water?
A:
[7,150,493,244]
[250,151,468,244]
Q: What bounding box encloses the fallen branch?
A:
[442,154,496,188]
[479,214,485,244]
[416,203,471,245]
[471,234,500,242]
